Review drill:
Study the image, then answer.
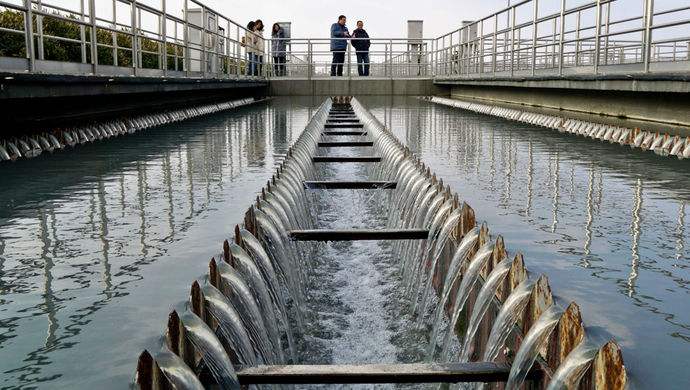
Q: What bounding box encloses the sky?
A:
[50,0,685,42]
[200,0,515,39]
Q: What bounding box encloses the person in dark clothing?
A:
[271,23,287,76]
[351,20,370,76]
[330,15,350,76]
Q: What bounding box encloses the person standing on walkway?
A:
[254,19,265,76]
[330,15,350,77]
[351,20,371,76]
[242,21,256,76]
[271,23,287,76]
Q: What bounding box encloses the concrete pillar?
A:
[407,20,423,76]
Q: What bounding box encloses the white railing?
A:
[1,0,689,81]
[264,38,433,79]
[432,0,690,78]
[0,0,264,79]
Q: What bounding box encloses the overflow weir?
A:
[134,97,626,389]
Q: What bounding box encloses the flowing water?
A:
[1,95,689,389]
[361,96,690,389]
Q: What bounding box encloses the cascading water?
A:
[505,305,565,390]
[216,261,282,363]
[201,284,260,365]
[458,257,514,362]
[415,208,465,319]
[178,311,241,389]
[482,278,537,362]
[150,346,205,390]
[436,242,497,361]
[426,231,483,358]
[133,97,626,390]
[545,338,600,390]
[239,228,306,331]
[229,243,297,361]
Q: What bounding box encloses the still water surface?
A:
[0,96,688,389]
[361,96,690,389]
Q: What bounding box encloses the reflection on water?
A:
[361,96,690,389]
[0,97,318,389]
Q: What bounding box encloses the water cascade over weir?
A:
[134,97,627,389]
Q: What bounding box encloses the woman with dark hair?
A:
[242,21,256,76]
[271,23,287,76]
[254,19,265,76]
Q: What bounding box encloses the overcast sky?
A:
[78,0,680,42]
[200,0,515,39]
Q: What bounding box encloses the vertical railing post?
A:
[132,0,139,76]
[347,40,351,78]
[137,7,143,68]
[80,0,87,64]
[183,0,190,76]
[88,0,98,75]
[446,34,452,76]
[112,0,118,67]
[479,21,484,76]
[36,0,44,60]
[226,21,231,78]
[643,0,654,72]
[575,11,581,66]
[236,25,241,78]
[531,0,538,76]
[593,0,601,74]
[551,18,556,69]
[558,0,565,75]
[23,0,36,72]
[161,0,167,75]
[389,39,393,78]
[307,40,312,80]
[604,1,611,65]
[492,15,497,75]
[435,38,440,77]
[201,6,207,78]
[510,5,515,77]
[174,22,179,71]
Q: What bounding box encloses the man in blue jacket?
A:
[330,15,350,76]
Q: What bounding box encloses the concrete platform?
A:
[269,77,443,96]
[0,73,267,132]
[434,73,690,133]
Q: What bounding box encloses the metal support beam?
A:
[325,124,364,129]
[312,156,381,162]
[323,131,367,136]
[288,229,429,241]
[318,141,374,147]
[235,362,541,384]
[303,181,397,189]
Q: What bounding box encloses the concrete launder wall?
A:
[269,78,442,96]
[444,84,690,135]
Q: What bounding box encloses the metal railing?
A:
[432,0,690,79]
[0,0,265,79]
[264,38,433,79]
[1,0,688,81]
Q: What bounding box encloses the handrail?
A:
[432,0,690,79]
[0,0,266,79]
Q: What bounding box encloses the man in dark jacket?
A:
[330,15,350,76]
[351,20,371,76]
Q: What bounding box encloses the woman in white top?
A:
[254,20,265,76]
[243,21,257,76]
